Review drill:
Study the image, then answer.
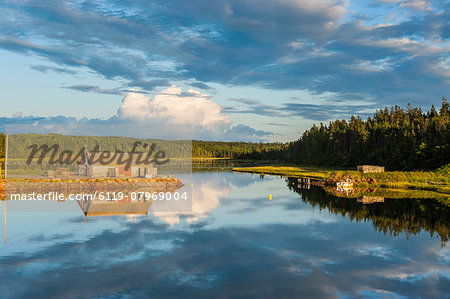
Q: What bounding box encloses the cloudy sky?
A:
[0,0,448,141]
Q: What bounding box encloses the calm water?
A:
[1,171,449,298]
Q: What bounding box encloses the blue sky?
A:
[0,0,448,141]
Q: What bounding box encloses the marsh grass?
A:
[233,165,450,195]
[232,165,338,180]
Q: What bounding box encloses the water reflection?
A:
[357,196,384,204]
[287,177,450,246]
[77,199,153,218]
[153,181,229,225]
[0,172,448,298]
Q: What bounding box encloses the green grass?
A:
[232,165,341,180]
[331,170,450,195]
[437,163,450,175]
[325,186,450,201]
[233,164,450,195]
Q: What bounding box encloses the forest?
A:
[0,97,449,171]
[286,97,449,170]
[0,133,286,160]
[239,97,450,170]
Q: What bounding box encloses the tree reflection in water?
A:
[286,177,450,246]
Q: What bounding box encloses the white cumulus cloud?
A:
[118,85,272,141]
[118,85,232,133]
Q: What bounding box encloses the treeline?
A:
[239,97,449,170]
[287,97,449,170]
[192,141,287,159]
[5,134,190,158]
[1,97,448,170]
[0,133,287,160]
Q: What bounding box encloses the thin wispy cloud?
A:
[266,123,291,127]
[65,85,122,95]
[227,97,376,120]
[31,65,77,74]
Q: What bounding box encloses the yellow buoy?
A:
[269,194,272,200]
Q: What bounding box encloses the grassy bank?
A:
[233,165,450,195]
[232,165,339,179]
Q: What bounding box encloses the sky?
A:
[0,0,449,141]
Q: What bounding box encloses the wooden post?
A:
[4,133,7,179]
[3,200,6,244]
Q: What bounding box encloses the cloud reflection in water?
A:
[0,172,449,298]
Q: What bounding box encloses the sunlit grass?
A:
[232,165,337,179]
[233,165,450,195]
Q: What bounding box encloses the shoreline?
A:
[233,165,450,197]
[0,177,184,201]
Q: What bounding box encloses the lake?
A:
[0,170,449,298]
